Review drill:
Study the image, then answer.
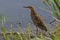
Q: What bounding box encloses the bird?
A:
[23,5,47,35]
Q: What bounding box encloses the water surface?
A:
[0,0,57,32]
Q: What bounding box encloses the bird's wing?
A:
[35,15,47,31]
[35,15,46,26]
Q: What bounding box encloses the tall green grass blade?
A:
[43,0,52,9]
[27,23,30,40]
[3,16,6,24]
[39,32,43,39]
[52,12,59,20]
[0,15,2,20]
[10,24,15,40]
[54,0,60,11]
[43,0,60,23]
[17,25,23,40]
[50,34,59,40]
[10,29,15,40]
[1,27,7,40]
[39,7,52,13]
[56,34,60,40]
[23,32,27,40]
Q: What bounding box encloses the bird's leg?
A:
[36,27,38,35]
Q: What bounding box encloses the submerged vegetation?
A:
[0,0,60,40]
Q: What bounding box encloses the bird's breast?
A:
[31,14,39,25]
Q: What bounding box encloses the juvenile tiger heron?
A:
[23,5,47,35]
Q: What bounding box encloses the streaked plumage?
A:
[23,5,47,34]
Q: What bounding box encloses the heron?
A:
[23,5,47,35]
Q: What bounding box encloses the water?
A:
[0,0,57,32]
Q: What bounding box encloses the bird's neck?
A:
[31,8,37,15]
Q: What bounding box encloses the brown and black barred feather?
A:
[23,5,47,32]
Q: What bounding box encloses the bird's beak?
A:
[23,6,29,8]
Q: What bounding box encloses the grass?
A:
[0,23,60,40]
[0,17,60,40]
[42,0,60,22]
